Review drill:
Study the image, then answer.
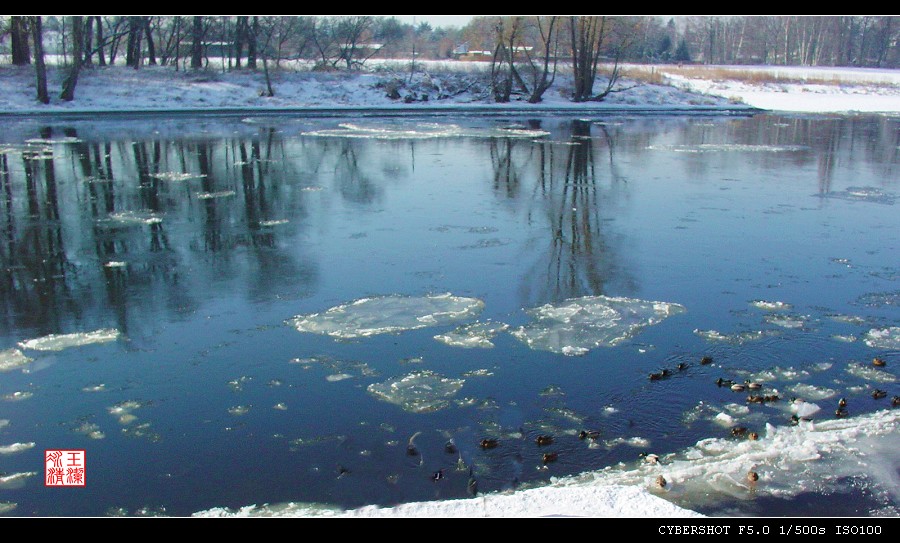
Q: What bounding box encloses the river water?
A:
[0,113,897,517]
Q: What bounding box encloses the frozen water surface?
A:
[290,293,484,339]
[367,370,465,413]
[433,320,509,348]
[511,296,685,355]
[0,349,32,372]
[302,122,550,140]
[864,327,900,349]
[18,329,121,352]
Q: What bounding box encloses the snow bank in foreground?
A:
[194,409,899,518]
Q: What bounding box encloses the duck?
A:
[747,395,765,404]
[746,381,762,390]
[731,383,746,392]
[716,377,734,387]
[747,470,759,483]
[431,469,445,482]
[542,452,559,464]
[892,396,900,407]
[579,430,601,440]
[480,438,499,449]
[764,394,780,403]
[872,389,887,400]
[444,440,458,455]
[535,435,554,446]
[676,362,688,371]
[700,356,713,365]
[872,357,886,367]
[731,426,748,438]
[838,397,847,409]
[655,475,667,488]
[649,371,665,381]
[835,408,848,418]
[748,432,759,441]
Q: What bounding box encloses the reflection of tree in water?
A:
[0,125,319,340]
[494,120,635,305]
[334,139,381,205]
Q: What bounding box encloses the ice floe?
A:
[367,371,465,413]
[302,122,550,140]
[750,300,792,311]
[108,400,143,425]
[845,362,896,383]
[18,329,121,351]
[864,327,900,349]
[2,391,32,401]
[789,383,838,401]
[0,472,35,490]
[820,186,895,205]
[148,171,207,181]
[763,314,808,329]
[0,502,16,513]
[648,144,807,153]
[74,421,105,440]
[289,293,484,339]
[433,320,509,349]
[105,211,163,225]
[197,190,236,199]
[694,329,781,344]
[0,442,34,454]
[510,296,685,356]
[0,349,33,372]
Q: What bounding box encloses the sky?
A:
[384,15,476,28]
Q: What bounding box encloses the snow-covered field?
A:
[0,60,897,115]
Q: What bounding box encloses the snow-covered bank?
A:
[195,409,899,518]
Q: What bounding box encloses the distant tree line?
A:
[1,16,897,104]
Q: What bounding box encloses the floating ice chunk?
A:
[855,291,900,308]
[228,405,251,416]
[108,400,142,425]
[290,293,484,339]
[694,329,781,344]
[0,349,33,372]
[751,300,792,311]
[367,371,464,413]
[649,144,807,153]
[326,373,353,382]
[845,362,896,383]
[0,420,8,429]
[302,122,550,140]
[19,329,121,351]
[511,296,685,356]
[259,219,289,227]
[864,327,900,349]
[104,261,127,269]
[273,403,287,411]
[74,422,105,439]
[820,186,895,205]
[2,391,32,401]
[831,334,857,343]
[462,369,494,377]
[790,401,821,418]
[106,211,163,225]
[433,320,509,349]
[789,383,837,401]
[197,190,236,199]
[25,137,81,145]
[0,502,16,513]
[149,172,207,181]
[764,314,808,329]
[714,413,734,426]
[0,472,35,489]
[0,442,34,454]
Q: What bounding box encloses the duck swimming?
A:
[872,389,887,400]
[655,475,667,488]
[579,430,601,440]
[872,357,886,367]
[700,356,713,365]
[542,452,559,464]
[535,435,554,446]
[480,438,499,449]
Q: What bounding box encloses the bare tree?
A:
[29,16,48,104]
[10,16,30,65]
[60,16,84,101]
[312,16,377,70]
[569,16,607,102]
[191,16,204,69]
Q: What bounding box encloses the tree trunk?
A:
[234,16,247,69]
[247,16,258,69]
[144,17,157,65]
[83,17,93,66]
[11,16,31,65]
[126,16,142,68]
[60,16,84,101]
[191,16,204,69]
[30,17,49,104]
[96,17,106,66]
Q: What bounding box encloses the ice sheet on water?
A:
[845,362,896,383]
[289,293,484,339]
[648,143,808,153]
[0,442,34,454]
[18,329,121,351]
[864,327,900,349]
[0,472,34,490]
[433,320,509,349]
[367,370,464,413]
[694,328,781,344]
[510,296,686,356]
[2,391,31,401]
[108,400,142,425]
[0,349,33,372]
[751,300,792,311]
[197,190,236,199]
[789,383,837,401]
[302,122,550,140]
[148,171,207,181]
[577,409,900,510]
[104,211,162,226]
[74,421,105,440]
[764,314,808,329]
[820,186,895,205]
